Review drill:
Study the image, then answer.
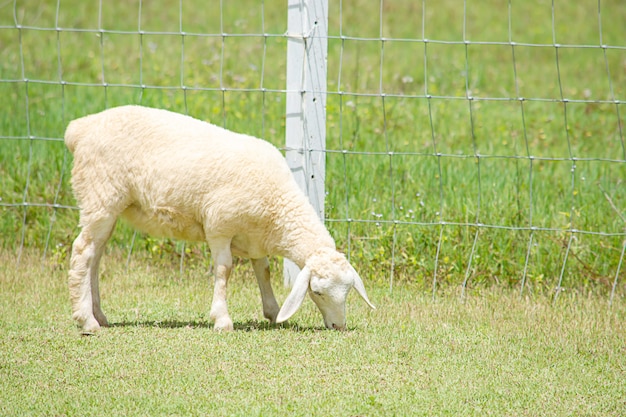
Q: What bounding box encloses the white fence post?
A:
[284,0,328,286]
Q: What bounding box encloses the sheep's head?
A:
[276,248,375,330]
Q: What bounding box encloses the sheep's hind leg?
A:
[90,236,112,327]
[209,239,234,331]
[68,215,116,334]
[252,257,279,323]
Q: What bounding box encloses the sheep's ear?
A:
[352,268,376,310]
[276,266,311,323]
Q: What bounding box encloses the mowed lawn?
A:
[1,251,624,416]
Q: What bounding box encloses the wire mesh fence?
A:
[1,0,624,301]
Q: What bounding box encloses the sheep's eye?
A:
[312,290,323,296]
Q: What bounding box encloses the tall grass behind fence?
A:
[1,1,625,300]
[324,1,626,301]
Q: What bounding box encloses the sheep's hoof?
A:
[80,316,101,335]
[263,309,279,324]
[213,317,234,332]
[94,311,109,327]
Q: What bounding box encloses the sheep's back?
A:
[65,105,301,234]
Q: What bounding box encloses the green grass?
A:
[2,3,625,415]
[1,251,625,416]
[1,0,626,292]
[1,2,625,415]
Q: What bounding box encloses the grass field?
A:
[1,0,626,294]
[1,252,625,416]
[1,1,626,292]
[1,1,625,415]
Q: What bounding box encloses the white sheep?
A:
[65,105,374,333]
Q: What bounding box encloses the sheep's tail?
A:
[64,115,92,154]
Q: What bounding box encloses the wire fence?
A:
[1,0,625,301]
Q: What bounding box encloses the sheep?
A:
[64,105,375,333]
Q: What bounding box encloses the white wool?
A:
[65,105,374,333]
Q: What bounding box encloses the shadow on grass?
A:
[108,319,326,332]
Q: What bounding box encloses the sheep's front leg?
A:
[68,215,116,334]
[252,257,279,323]
[209,240,234,331]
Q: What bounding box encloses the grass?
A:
[1,0,626,293]
[1,1,626,291]
[1,251,625,416]
[0,2,625,413]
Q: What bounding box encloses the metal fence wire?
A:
[1,0,624,302]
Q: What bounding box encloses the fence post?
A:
[284,0,328,286]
